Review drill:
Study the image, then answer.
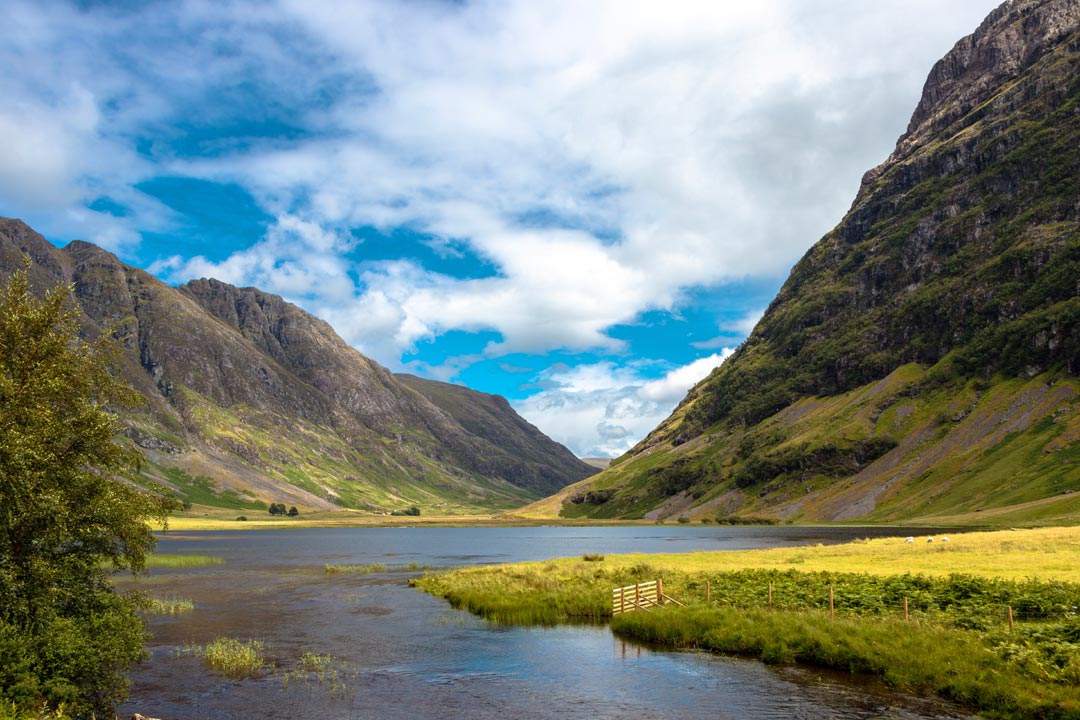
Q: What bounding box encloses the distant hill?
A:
[541,0,1080,525]
[0,220,595,514]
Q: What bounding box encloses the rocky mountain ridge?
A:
[536,0,1080,525]
[0,220,595,513]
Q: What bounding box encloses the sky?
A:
[0,0,1001,458]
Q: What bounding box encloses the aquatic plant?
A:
[324,563,387,575]
[179,638,267,678]
[141,595,195,615]
[281,652,356,699]
[145,554,223,568]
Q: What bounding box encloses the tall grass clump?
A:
[179,638,267,678]
[144,554,223,568]
[141,595,195,616]
[281,653,356,699]
[324,562,387,575]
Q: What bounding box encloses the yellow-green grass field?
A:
[415,527,1080,719]
[151,505,646,531]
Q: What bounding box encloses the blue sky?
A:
[0,0,1000,457]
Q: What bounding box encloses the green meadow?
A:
[415,526,1080,719]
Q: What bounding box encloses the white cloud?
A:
[0,0,1003,448]
[514,350,733,457]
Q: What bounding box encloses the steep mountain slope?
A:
[547,0,1080,525]
[0,220,595,513]
[395,374,586,495]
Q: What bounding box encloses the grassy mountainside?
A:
[543,0,1080,524]
[395,374,595,495]
[0,220,594,514]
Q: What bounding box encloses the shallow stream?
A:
[117,525,974,719]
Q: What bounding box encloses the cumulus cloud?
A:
[0,0,1002,448]
[514,350,733,457]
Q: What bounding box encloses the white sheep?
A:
[905,536,914,543]
[941,536,950,543]
[927,537,934,543]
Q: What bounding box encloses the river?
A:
[117,525,974,719]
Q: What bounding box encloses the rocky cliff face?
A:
[550,0,1080,524]
[0,222,594,512]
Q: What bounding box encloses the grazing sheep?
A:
[905,536,914,543]
[927,537,934,543]
[941,536,950,543]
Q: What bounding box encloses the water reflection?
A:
[118,526,974,720]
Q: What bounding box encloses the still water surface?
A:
[119,526,973,719]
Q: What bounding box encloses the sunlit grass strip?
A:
[145,554,223,568]
[611,607,1080,720]
[142,595,195,615]
[179,637,267,678]
[413,560,648,625]
[324,562,387,575]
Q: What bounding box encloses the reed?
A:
[142,595,195,615]
[324,562,387,575]
[281,653,356,699]
[180,637,267,677]
[144,554,223,568]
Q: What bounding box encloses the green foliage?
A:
[390,505,421,516]
[0,264,172,717]
[268,502,288,516]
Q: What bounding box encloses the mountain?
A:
[0,219,595,513]
[539,0,1080,525]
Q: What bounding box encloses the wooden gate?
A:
[612,579,683,615]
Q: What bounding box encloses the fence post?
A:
[904,597,909,622]
[829,585,835,620]
[768,582,773,609]
[705,580,711,602]
[1008,606,1014,633]
[658,578,664,606]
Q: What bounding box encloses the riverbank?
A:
[155,507,643,531]
[414,526,1080,719]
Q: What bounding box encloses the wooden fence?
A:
[612,579,684,615]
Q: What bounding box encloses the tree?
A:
[287,506,298,517]
[0,264,170,717]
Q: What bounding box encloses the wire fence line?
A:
[685,570,1080,629]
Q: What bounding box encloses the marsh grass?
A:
[179,637,268,678]
[280,653,356,699]
[325,562,434,575]
[142,594,195,615]
[324,563,387,575]
[582,553,605,562]
[145,554,223,568]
